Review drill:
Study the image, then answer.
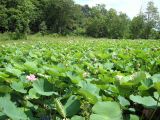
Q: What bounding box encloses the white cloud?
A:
[74,0,160,18]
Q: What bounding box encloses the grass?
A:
[0,33,159,45]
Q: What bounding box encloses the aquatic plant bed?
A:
[0,38,160,120]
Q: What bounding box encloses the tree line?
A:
[0,0,160,39]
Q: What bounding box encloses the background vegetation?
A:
[0,0,160,39]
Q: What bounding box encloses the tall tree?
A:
[106,8,123,39]
[144,1,159,38]
[130,15,145,39]
[0,0,34,36]
[86,5,131,38]
[86,4,108,37]
[118,12,130,38]
[44,0,80,34]
[0,4,7,32]
[29,0,47,33]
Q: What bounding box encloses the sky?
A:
[74,0,160,18]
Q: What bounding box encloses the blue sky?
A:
[74,0,160,18]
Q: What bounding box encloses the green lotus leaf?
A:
[130,95,160,108]
[32,79,58,96]
[90,101,122,120]
[6,67,22,77]
[0,95,28,120]
[64,95,80,117]
[71,115,85,120]
[11,81,27,93]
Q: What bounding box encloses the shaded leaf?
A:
[0,95,28,120]
[64,95,80,117]
[0,85,12,93]
[33,79,58,96]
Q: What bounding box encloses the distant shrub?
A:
[0,33,10,41]
[149,29,160,39]
[72,27,86,36]
[0,32,27,40]
[8,32,27,40]
[48,33,61,38]
[39,21,47,36]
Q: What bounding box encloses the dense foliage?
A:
[0,0,160,39]
[0,37,160,119]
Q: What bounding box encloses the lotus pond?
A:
[0,36,160,120]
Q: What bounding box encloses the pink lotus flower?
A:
[26,74,37,81]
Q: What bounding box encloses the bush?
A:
[9,32,27,40]
[39,21,47,36]
[149,29,160,39]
